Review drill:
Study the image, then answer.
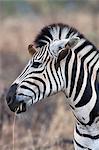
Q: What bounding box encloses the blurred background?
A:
[0,0,99,150]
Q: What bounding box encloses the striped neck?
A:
[64,38,98,99]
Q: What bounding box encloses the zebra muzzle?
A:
[8,100,26,114]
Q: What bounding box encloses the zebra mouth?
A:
[16,102,26,114]
[8,100,26,114]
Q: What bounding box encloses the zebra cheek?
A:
[43,73,46,79]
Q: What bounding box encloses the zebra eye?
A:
[31,62,42,68]
[59,46,62,50]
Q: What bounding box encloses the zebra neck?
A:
[74,122,99,149]
[76,122,99,137]
[64,41,99,99]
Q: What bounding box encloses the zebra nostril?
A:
[6,93,14,105]
[6,83,18,105]
[7,96,12,105]
[7,96,11,104]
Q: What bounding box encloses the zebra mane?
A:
[34,23,84,48]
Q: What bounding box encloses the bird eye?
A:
[31,61,42,68]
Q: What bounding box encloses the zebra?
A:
[6,23,99,150]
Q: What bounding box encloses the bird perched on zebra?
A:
[6,23,99,150]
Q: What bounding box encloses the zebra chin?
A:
[8,100,27,114]
[12,95,33,114]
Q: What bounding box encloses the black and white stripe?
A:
[10,23,99,149]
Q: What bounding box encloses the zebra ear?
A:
[67,37,80,48]
[28,44,36,56]
[58,37,80,60]
[55,37,80,71]
[55,46,70,71]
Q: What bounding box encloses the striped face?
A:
[6,22,80,114]
[6,37,78,114]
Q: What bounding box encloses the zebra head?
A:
[6,24,79,114]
